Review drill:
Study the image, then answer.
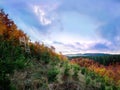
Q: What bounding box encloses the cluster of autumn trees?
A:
[0,9,27,44]
[70,58,120,87]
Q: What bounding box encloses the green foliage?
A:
[41,51,51,64]
[0,40,28,89]
[49,58,60,70]
[81,67,86,75]
[72,64,80,77]
[69,55,120,66]
[47,67,60,82]
[9,83,17,90]
[15,55,28,69]
[85,77,91,85]
[64,63,71,76]
[100,83,105,90]
[112,85,117,90]
[0,75,10,89]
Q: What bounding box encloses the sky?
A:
[0,0,120,54]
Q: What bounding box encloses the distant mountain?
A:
[65,53,82,57]
[83,53,111,56]
[66,53,111,57]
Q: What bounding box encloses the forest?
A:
[68,54,120,65]
[0,9,120,90]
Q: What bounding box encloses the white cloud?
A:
[33,5,52,25]
[32,2,60,26]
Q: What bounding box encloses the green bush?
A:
[42,51,50,64]
[15,55,28,69]
[72,64,80,77]
[85,77,91,85]
[64,63,71,76]
[100,83,106,90]
[81,67,86,75]
[47,67,60,82]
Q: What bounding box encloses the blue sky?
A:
[0,0,120,54]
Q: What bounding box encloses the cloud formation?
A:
[0,0,120,54]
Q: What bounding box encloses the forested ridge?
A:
[69,55,120,65]
[0,9,120,90]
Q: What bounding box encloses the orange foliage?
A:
[29,41,67,61]
[71,58,120,86]
[0,9,27,43]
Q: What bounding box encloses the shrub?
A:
[48,67,60,82]
[81,67,86,75]
[64,63,71,76]
[72,64,80,77]
[100,83,105,90]
[85,77,91,85]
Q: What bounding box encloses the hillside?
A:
[0,9,104,90]
[1,9,120,90]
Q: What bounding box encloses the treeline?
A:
[69,55,120,65]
